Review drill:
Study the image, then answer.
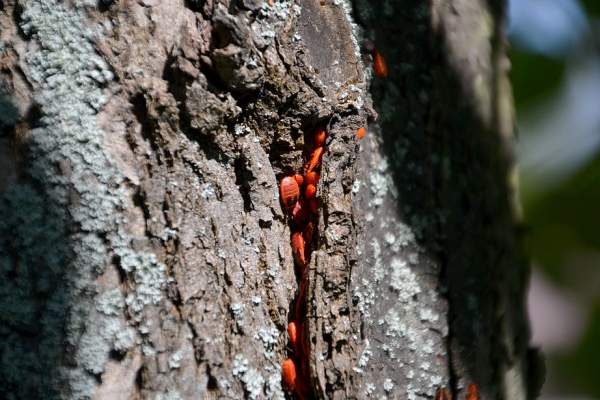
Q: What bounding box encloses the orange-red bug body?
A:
[291,231,307,267]
[436,388,450,400]
[282,358,297,391]
[305,184,316,199]
[303,221,315,246]
[373,49,388,77]
[303,146,324,175]
[314,127,326,147]
[356,126,366,139]
[304,172,319,187]
[303,172,319,199]
[294,173,304,187]
[280,177,299,213]
[288,321,299,353]
[293,199,312,227]
[288,321,308,361]
[467,383,479,400]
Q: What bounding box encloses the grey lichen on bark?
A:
[0,0,542,399]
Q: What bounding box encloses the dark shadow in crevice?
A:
[233,157,253,213]
[0,117,77,398]
[98,0,112,13]
[12,2,29,40]
[130,92,158,152]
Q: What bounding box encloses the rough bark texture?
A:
[0,0,542,400]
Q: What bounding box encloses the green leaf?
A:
[509,50,564,110]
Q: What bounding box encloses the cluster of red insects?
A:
[437,383,479,400]
[279,125,367,398]
[276,47,384,399]
[279,125,326,400]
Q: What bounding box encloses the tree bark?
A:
[0,0,542,399]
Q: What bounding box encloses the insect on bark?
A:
[291,231,307,267]
[356,126,366,139]
[280,176,300,213]
[302,146,324,175]
[282,358,297,391]
[373,49,388,77]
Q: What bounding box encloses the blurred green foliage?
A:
[509,3,600,397]
[580,0,600,17]
[556,305,600,395]
[524,151,600,283]
[510,50,564,111]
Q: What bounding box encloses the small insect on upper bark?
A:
[356,126,366,139]
[373,49,388,77]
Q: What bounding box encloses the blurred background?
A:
[506,0,600,398]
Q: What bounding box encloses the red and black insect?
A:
[303,172,319,199]
[280,176,300,213]
[302,146,323,176]
[373,49,388,77]
[303,222,315,246]
[292,200,312,227]
[291,231,307,267]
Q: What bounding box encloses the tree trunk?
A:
[0,0,543,399]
